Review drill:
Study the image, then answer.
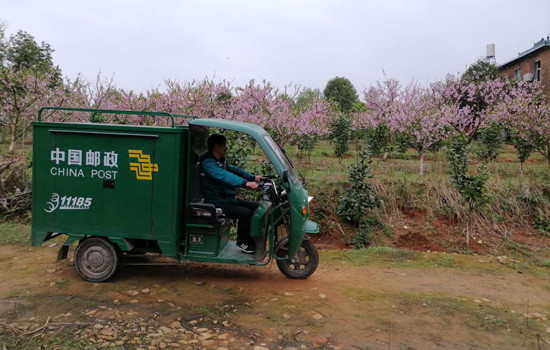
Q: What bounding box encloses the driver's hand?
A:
[254,175,262,182]
[246,181,259,190]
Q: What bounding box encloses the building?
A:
[499,36,550,96]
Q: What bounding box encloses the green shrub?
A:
[337,149,380,225]
[534,215,550,236]
[362,123,391,157]
[446,135,490,246]
[474,123,504,162]
[349,216,389,249]
[337,149,382,248]
[447,136,490,211]
[511,136,534,167]
[329,115,352,161]
[222,130,254,168]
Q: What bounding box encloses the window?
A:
[515,69,521,81]
[534,61,541,82]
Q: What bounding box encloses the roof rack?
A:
[38,107,199,128]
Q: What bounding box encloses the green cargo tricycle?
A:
[31,107,319,282]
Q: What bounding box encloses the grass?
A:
[319,247,550,277]
[0,328,91,350]
[421,254,456,267]
[0,293,100,350]
[339,287,546,345]
[293,140,549,185]
[293,141,550,255]
[0,223,31,245]
[320,246,422,268]
[0,141,32,160]
[536,258,550,268]
[400,292,534,334]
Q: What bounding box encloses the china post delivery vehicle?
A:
[31,107,319,282]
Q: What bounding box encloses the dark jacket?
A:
[199,152,255,205]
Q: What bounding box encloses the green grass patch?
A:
[320,248,550,277]
[0,142,32,160]
[400,292,537,334]
[320,246,419,266]
[321,247,462,269]
[361,289,543,336]
[0,328,91,350]
[535,258,550,268]
[421,254,456,267]
[340,287,545,342]
[0,222,31,245]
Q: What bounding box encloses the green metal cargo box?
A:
[32,120,188,258]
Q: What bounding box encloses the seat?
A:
[189,161,222,225]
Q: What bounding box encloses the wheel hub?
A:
[88,251,105,268]
[84,247,110,272]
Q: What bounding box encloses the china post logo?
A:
[128,150,159,180]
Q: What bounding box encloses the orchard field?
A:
[294,140,550,256]
[1,27,550,349]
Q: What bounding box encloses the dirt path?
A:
[0,244,549,349]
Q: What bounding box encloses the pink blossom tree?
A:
[357,78,450,175]
[229,80,332,147]
[441,75,507,143]
[162,78,233,119]
[495,81,550,165]
[58,73,121,123]
[288,96,333,149]
[228,80,292,144]
[0,69,66,153]
[60,78,333,149]
[356,78,404,159]
[391,82,451,175]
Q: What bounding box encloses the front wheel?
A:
[74,237,119,282]
[276,237,318,279]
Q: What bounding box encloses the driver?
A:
[200,134,262,254]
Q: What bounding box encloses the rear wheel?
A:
[276,237,318,279]
[74,237,119,282]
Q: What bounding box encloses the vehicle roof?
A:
[189,118,268,137]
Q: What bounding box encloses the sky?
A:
[2,0,550,95]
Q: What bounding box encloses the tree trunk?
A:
[419,152,425,176]
[520,162,524,176]
[465,218,470,247]
[8,124,17,154]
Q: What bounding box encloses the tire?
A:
[276,237,319,279]
[74,237,119,282]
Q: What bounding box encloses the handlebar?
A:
[246,175,288,204]
[257,177,288,202]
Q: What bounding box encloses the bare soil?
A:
[0,243,549,350]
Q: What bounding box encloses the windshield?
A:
[263,135,299,185]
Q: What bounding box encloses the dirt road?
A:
[0,243,549,349]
